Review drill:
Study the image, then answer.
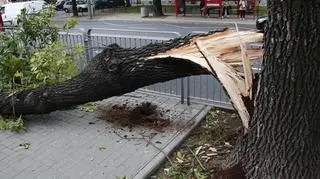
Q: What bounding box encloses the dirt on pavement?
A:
[98,102,171,133]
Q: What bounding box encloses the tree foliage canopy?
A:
[0,7,83,93]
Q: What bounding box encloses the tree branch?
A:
[0,36,211,116]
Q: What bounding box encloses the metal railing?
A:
[58,29,232,109]
[86,28,181,59]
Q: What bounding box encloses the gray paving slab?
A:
[0,92,211,179]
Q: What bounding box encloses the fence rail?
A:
[58,29,232,109]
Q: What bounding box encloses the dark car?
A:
[95,0,125,9]
[256,16,268,32]
[56,0,66,11]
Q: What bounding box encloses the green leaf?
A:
[99,146,107,151]
[79,103,97,112]
[14,71,23,78]
[194,168,207,179]
[0,116,24,132]
[19,142,31,149]
[63,18,79,30]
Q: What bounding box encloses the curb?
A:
[133,104,212,179]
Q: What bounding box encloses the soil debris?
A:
[98,102,170,132]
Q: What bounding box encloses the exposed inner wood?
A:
[236,26,253,99]
[146,29,263,131]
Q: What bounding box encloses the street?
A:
[54,18,256,36]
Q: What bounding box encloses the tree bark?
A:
[72,0,78,16]
[153,0,164,16]
[228,0,320,178]
[0,38,210,116]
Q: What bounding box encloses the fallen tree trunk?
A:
[0,45,209,115]
[0,29,263,131]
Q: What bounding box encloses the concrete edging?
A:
[133,105,212,179]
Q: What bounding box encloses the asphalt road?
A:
[54,19,256,36]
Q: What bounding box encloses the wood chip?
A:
[195,146,203,155]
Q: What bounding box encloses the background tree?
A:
[125,0,131,7]
[228,0,320,178]
[72,0,78,16]
[153,0,164,16]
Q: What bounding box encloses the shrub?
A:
[0,6,83,131]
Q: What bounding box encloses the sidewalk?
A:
[0,91,211,179]
[54,11,256,25]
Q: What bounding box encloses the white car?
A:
[62,1,72,12]
[0,1,46,26]
[63,0,88,13]
[30,0,47,13]
[77,1,88,12]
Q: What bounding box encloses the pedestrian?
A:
[179,0,186,16]
[222,1,231,18]
[200,0,205,16]
[239,0,247,20]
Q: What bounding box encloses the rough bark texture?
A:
[229,0,320,178]
[153,0,164,16]
[0,35,211,116]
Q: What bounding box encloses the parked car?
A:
[30,0,48,13]
[77,1,88,12]
[0,1,47,26]
[63,0,89,13]
[1,2,32,26]
[94,0,124,9]
[62,1,72,12]
[256,16,268,32]
[56,0,66,10]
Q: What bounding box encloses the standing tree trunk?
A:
[153,0,164,16]
[229,0,320,178]
[72,0,78,16]
[126,0,131,7]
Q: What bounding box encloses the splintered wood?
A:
[146,30,264,133]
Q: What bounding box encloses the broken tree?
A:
[0,0,319,177]
[0,29,263,132]
[226,0,320,178]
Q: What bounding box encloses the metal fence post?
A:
[187,77,190,105]
[83,32,90,61]
[87,29,93,60]
[181,78,184,104]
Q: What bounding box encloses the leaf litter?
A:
[152,108,242,178]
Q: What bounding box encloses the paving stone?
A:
[0,92,210,179]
